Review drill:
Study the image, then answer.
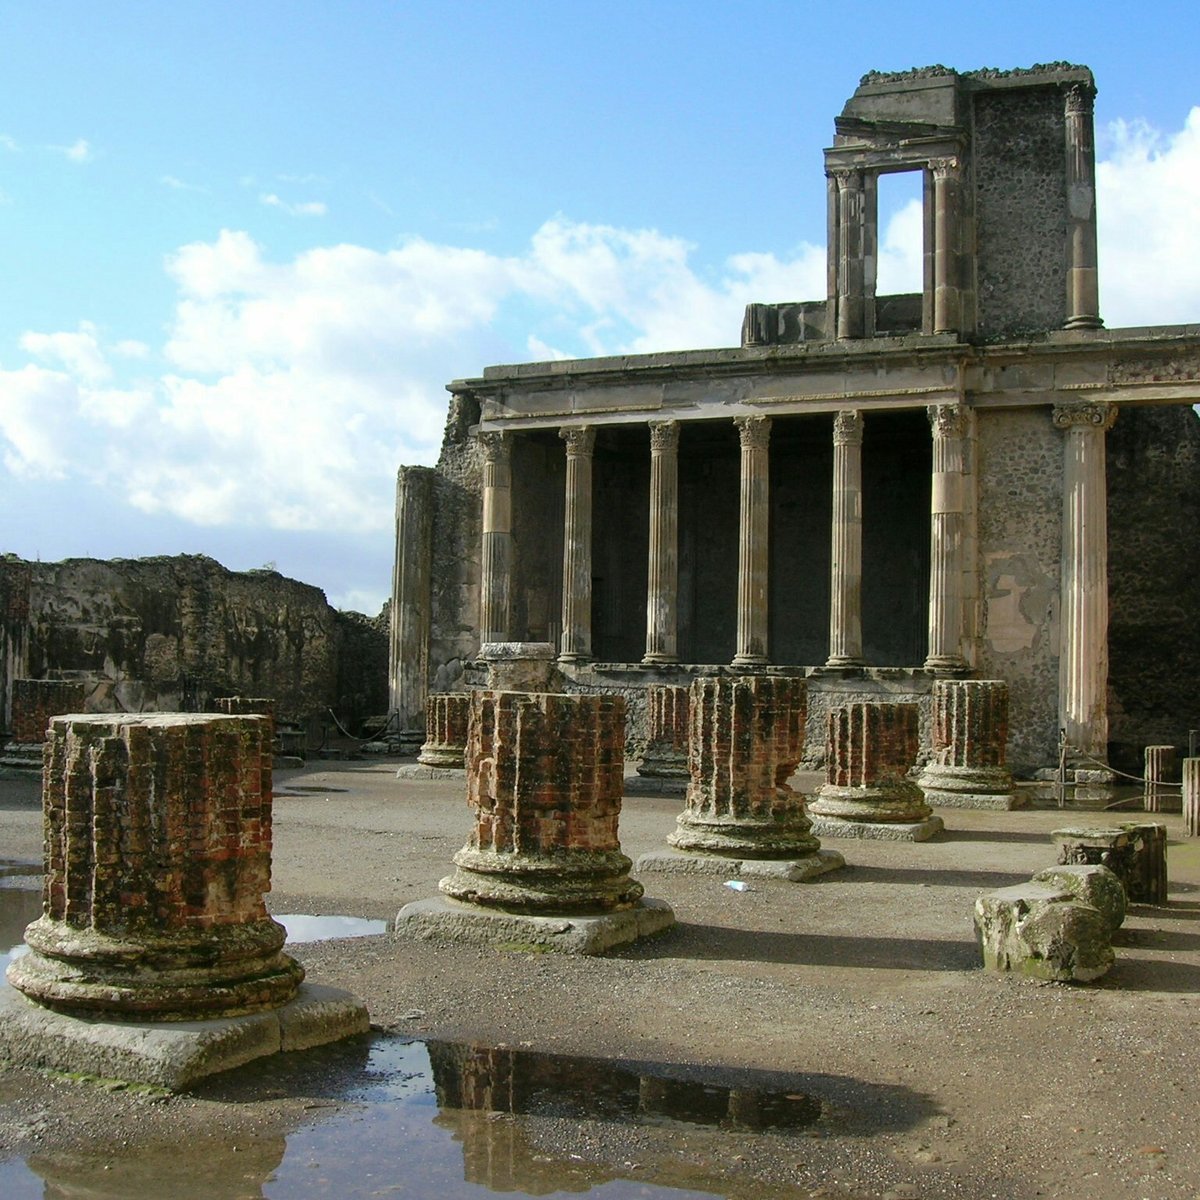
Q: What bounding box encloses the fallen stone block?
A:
[1031,864,1126,934]
[974,882,1114,983]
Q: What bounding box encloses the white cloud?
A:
[0,134,18,152]
[259,192,327,217]
[1098,107,1200,327]
[19,322,111,384]
[53,138,93,163]
[161,175,208,193]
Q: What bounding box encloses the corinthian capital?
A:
[1064,82,1095,117]
[735,415,771,451]
[928,156,960,181]
[1052,402,1117,432]
[648,420,681,453]
[478,430,511,464]
[832,409,864,445]
[927,403,966,439]
[560,425,597,457]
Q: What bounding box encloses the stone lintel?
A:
[808,814,945,842]
[0,983,368,1091]
[394,896,675,956]
[635,849,845,882]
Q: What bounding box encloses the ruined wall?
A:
[973,86,1068,339]
[1107,405,1200,769]
[3,554,386,733]
[974,407,1062,771]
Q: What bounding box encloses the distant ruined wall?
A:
[1107,405,1200,770]
[0,554,386,736]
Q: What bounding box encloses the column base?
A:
[808,814,945,843]
[636,848,844,882]
[916,764,1023,810]
[395,895,676,955]
[730,654,769,668]
[823,655,865,670]
[557,653,592,666]
[395,763,467,781]
[1064,315,1104,330]
[640,653,680,667]
[922,656,971,676]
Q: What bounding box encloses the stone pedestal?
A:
[479,642,558,692]
[917,679,1020,809]
[1052,823,1168,905]
[1184,758,1200,838]
[808,702,942,841]
[636,684,689,781]
[398,691,673,953]
[0,713,367,1088]
[417,692,471,769]
[639,676,843,880]
[1143,745,1179,813]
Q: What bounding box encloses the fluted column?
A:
[388,465,435,729]
[733,415,771,666]
[833,169,865,339]
[559,425,596,663]
[1064,83,1103,329]
[643,420,680,665]
[930,158,961,335]
[479,431,513,646]
[827,409,864,667]
[925,404,968,672]
[1054,402,1117,762]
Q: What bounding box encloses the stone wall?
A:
[0,554,386,736]
[10,679,86,744]
[973,85,1069,339]
[974,407,1062,772]
[1107,405,1200,770]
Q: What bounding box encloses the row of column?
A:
[478,402,1114,744]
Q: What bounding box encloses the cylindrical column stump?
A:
[1184,758,1200,838]
[809,702,932,826]
[1143,745,1178,813]
[917,680,1019,809]
[8,713,303,1020]
[440,691,642,914]
[666,676,818,858]
[418,692,471,768]
[637,685,690,780]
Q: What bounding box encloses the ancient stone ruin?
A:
[396,690,674,953]
[631,683,689,792]
[388,62,1200,783]
[807,701,942,841]
[417,692,471,769]
[0,679,86,771]
[0,713,367,1088]
[1052,823,1169,905]
[917,679,1019,809]
[639,675,843,880]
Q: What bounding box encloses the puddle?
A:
[276,914,388,942]
[273,785,349,796]
[0,1035,927,1198]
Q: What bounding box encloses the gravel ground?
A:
[0,760,1198,1200]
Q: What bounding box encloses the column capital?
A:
[735,414,771,451]
[832,409,864,446]
[478,430,511,463]
[648,419,680,453]
[927,403,967,439]
[1052,402,1117,432]
[1063,81,1096,117]
[829,166,862,191]
[560,424,596,457]
[928,156,961,180]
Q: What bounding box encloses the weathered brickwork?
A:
[918,679,1017,808]
[9,679,86,744]
[637,684,689,779]
[417,691,471,767]
[667,675,819,857]
[808,701,931,824]
[8,713,303,1019]
[440,691,641,913]
[214,695,277,749]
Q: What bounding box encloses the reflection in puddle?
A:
[275,914,389,942]
[0,1034,929,1199]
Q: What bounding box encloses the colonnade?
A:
[476,402,1115,753]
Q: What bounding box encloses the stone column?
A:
[827,410,864,667]
[925,403,968,673]
[388,465,435,731]
[1054,402,1117,763]
[440,691,642,913]
[8,679,86,745]
[1143,745,1178,813]
[637,684,690,781]
[917,679,1020,809]
[479,432,513,646]
[733,415,771,667]
[930,157,961,335]
[559,425,596,664]
[1183,758,1200,837]
[418,692,471,768]
[8,714,303,1018]
[1064,82,1103,329]
[808,702,941,839]
[643,420,680,665]
[834,169,865,339]
[659,676,840,878]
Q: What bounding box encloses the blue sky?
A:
[1,1,1198,614]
